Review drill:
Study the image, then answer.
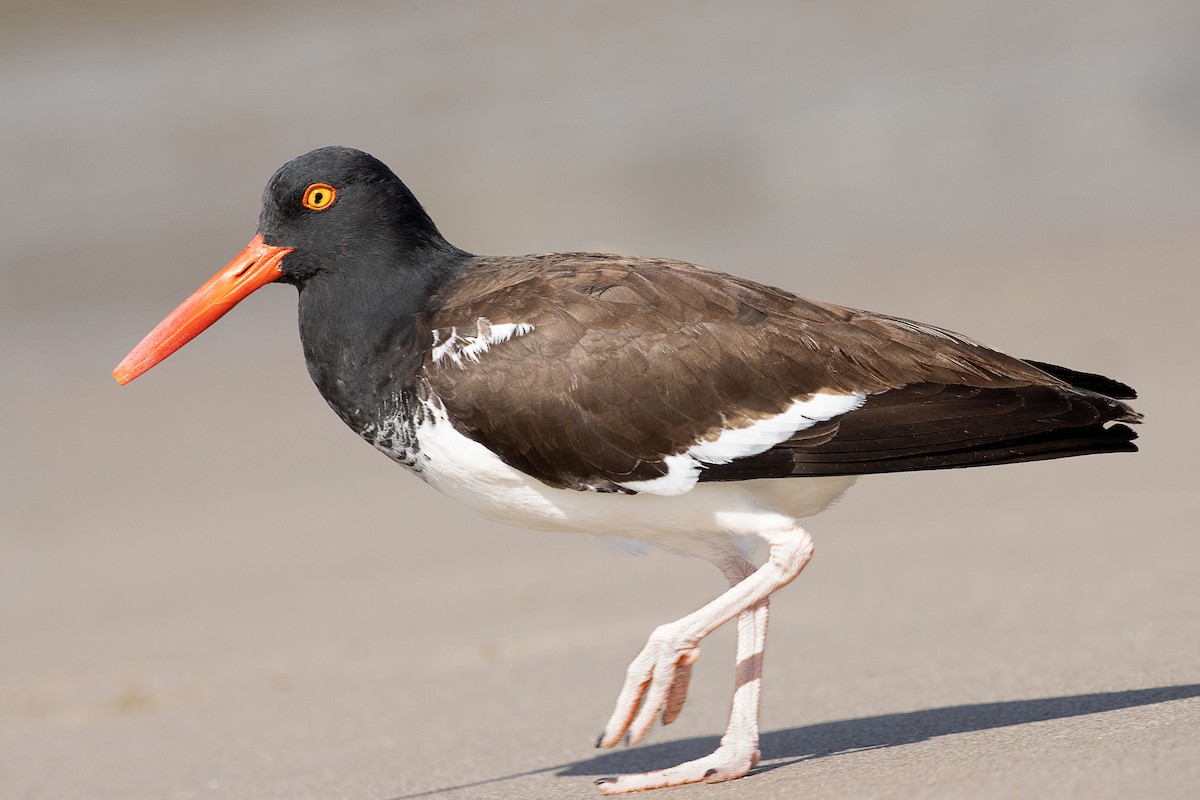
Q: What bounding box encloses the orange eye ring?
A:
[302,183,337,210]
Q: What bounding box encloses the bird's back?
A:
[418,253,1140,492]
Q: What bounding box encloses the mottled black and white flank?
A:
[192,147,1149,792]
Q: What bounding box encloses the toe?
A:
[660,649,699,726]
[600,632,702,748]
[598,667,651,748]
[592,743,758,794]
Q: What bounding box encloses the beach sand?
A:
[2,2,1197,797]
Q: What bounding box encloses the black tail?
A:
[700,370,1141,481]
[1023,359,1138,400]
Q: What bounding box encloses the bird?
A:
[114,146,1141,794]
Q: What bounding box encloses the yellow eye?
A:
[302,183,337,210]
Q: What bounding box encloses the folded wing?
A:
[421,253,1140,492]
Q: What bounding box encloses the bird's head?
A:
[113,147,448,385]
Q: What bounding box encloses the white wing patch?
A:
[618,392,867,496]
[431,318,535,368]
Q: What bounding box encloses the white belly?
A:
[375,398,856,559]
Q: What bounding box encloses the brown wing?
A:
[419,253,1139,492]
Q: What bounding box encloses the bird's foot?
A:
[597,625,701,747]
[594,738,760,794]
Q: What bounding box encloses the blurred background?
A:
[1,2,1196,799]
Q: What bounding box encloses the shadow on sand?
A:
[389,684,1199,797]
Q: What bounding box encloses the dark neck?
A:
[296,241,471,433]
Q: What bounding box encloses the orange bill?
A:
[113,234,293,385]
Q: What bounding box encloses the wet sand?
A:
[2,2,1197,798]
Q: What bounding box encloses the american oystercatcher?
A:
[114,147,1141,793]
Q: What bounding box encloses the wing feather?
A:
[419,253,1139,491]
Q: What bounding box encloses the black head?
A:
[114,147,469,386]
[259,146,458,286]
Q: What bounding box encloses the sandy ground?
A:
[1,2,1197,798]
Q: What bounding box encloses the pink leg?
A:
[595,529,812,793]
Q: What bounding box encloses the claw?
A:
[598,630,701,747]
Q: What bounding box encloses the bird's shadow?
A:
[388,684,1199,798]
